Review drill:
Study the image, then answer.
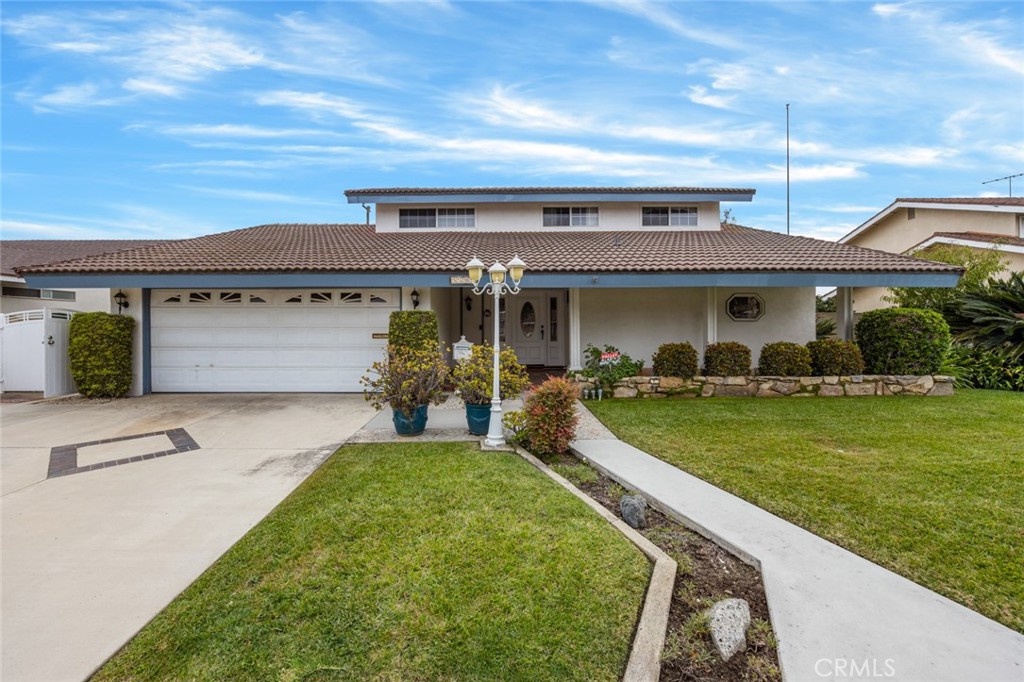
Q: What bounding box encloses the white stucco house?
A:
[20,186,961,396]
[839,197,1024,312]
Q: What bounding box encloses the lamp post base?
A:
[484,397,505,448]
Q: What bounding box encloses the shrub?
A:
[950,271,1024,363]
[806,339,865,376]
[757,342,812,376]
[523,376,580,456]
[855,308,950,374]
[452,343,530,404]
[361,346,448,418]
[816,317,837,339]
[651,342,699,379]
[579,344,644,388]
[68,312,134,398]
[388,311,439,352]
[703,341,751,376]
[941,343,1024,391]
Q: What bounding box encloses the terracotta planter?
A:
[392,404,429,436]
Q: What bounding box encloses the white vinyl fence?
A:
[0,309,76,397]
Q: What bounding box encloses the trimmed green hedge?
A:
[651,342,699,379]
[758,341,812,376]
[703,341,752,376]
[855,308,950,374]
[388,311,439,352]
[68,312,134,398]
[807,339,865,376]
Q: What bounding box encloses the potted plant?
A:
[452,344,530,435]
[361,346,448,436]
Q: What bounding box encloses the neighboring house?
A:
[1,240,166,314]
[839,198,1024,312]
[20,186,961,396]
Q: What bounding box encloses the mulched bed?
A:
[544,453,782,682]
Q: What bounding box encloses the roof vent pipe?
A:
[362,203,371,226]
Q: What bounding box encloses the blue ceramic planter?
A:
[392,404,429,436]
[465,402,492,435]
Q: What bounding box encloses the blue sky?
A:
[2,1,1022,242]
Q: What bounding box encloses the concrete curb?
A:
[512,446,676,682]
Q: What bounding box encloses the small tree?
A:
[951,271,1024,362]
[884,244,1006,314]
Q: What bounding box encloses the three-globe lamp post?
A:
[466,255,526,447]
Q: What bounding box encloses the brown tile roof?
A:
[2,239,167,278]
[897,197,1024,207]
[345,186,756,196]
[20,224,961,276]
[929,231,1024,248]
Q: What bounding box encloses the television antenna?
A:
[982,172,1023,197]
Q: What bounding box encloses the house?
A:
[2,240,166,314]
[2,239,167,396]
[839,198,1024,312]
[19,186,961,396]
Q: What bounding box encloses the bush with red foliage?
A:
[524,376,580,456]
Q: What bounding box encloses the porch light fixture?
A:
[113,290,129,314]
[410,289,421,309]
[466,254,527,447]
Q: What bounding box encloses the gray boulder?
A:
[620,494,647,529]
[708,598,751,661]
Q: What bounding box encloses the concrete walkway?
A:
[572,423,1024,681]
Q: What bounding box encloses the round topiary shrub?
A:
[651,342,699,379]
[855,308,951,374]
[388,310,440,352]
[703,341,752,376]
[757,341,813,376]
[68,312,135,398]
[806,339,865,376]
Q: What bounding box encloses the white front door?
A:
[507,290,566,366]
[150,289,398,392]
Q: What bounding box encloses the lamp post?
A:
[466,254,526,447]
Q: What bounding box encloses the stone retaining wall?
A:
[571,374,955,398]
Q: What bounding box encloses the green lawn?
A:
[587,390,1024,633]
[95,443,650,682]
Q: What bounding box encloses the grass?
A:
[94,442,650,681]
[587,390,1024,633]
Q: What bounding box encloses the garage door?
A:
[151,289,399,392]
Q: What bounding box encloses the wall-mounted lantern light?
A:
[410,289,420,309]
[113,290,129,314]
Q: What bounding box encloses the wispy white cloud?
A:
[122,78,181,97]
[590,1,741,50]
[872,2,1024,75]
[19,82,125,112]
[686,85,737,110]
[255,90,371,122]
[176,185,335,205]
[156,123,348,140]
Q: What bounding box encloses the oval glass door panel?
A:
[520,302,536,338]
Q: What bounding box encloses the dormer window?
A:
[543,206,599,227]
[642,206,698,226]
[399,208,475,228]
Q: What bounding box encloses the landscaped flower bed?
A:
[571,374,955,398]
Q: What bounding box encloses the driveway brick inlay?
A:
[47,428,201,478]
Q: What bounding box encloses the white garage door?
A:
[151,289,399,392]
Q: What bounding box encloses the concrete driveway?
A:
[1,394,375,682]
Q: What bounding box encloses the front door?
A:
[508,290,565,366]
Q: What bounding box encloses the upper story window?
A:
[642,206,698,227]
[1,286,76,301]
[398,207,475,228]
[543,206,599,227]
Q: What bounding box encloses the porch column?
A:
[568,288,582,370]
[836,287,854,341]
[703,287,718,348]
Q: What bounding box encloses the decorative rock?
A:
[800,376,823,385]
[620,495,647,529]
[724,376,748,386]
[706,376,724,385]
[701,383,716,397]
[708,598,751,662]
[928,381,955,396]
[771,381,800,395]
[819,384,845,397]
[658,376,686,390]
[904,376,934,394]
[717,383,757,397]
[613,385,638,399]
[823,376,839,384]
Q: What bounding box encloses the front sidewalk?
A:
[571,408,1024,682]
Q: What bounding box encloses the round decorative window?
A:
[726,294,764,321]
[520,301,536,338]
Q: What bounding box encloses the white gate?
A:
[0,309,76,397]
